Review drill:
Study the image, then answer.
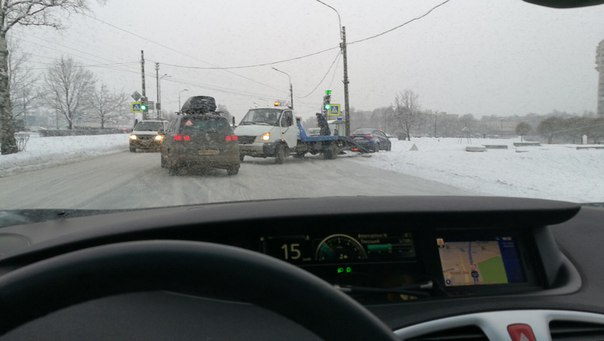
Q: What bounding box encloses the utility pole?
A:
[155,62,160,119]
[140,50,147,119]
[341,26,350,136]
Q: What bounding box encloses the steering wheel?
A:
[0,240,397,340]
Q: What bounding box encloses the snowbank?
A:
[351,137,604,203]
[0,134,128,177]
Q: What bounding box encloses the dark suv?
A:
[160,96,240,175]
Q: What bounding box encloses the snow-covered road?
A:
[0,151,468,209]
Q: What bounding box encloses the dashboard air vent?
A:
[407,325,487,341]
[550,320,604,340]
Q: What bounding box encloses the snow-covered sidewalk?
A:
[351,137,604,203]
[0,134,128,177]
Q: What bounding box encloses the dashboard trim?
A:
[394,309,604,340]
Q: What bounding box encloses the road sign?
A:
[327,103,341,117]
[131,102,142,113]
[131,91,142,101]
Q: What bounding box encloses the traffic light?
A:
[323,90,332,112]
[141,97,149,113]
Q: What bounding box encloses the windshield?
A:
[180,117,230,134]
[0,0,603,215]
[134,122,163,131]
[240,109,282,126]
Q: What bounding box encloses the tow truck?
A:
[235,106,370,164]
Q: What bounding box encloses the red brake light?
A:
[225,135,238,142]
[173,134,190,141]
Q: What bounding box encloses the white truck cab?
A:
[235,107,297,164]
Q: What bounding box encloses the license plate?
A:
[198,149,219,156]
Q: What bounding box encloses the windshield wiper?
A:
[334,280,433,298]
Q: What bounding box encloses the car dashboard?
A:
[1,196,604,340]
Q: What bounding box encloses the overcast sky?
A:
[12,0,604,120]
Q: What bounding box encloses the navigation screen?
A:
[437,237,525,286]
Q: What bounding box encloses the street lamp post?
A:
[271,67,293,109]
[315,0,350,136]
[178,89,189,112]
[158,74,170,118]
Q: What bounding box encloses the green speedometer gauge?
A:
[315,234,368,262]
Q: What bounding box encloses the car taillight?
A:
[173,134,190,141]
[225,135,238,142]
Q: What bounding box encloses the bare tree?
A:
[92,82,127,129]
[394,90,419,141]
[44,57,96,129]
[8,38,39,127]
[0,0,101,154]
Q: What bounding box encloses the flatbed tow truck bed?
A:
[296,120,372,154]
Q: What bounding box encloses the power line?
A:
[18,36,290,104]
[20,36,140,71]
[152,1,451,71]
[348,0,452,46]
[298,52,341,99]
[19,2,452,109]
[29,61,138,70]
[81,13,287,94]
[328,53,341,89]
[160,46,340,70]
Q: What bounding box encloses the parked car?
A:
[351,128,392,152]
[160,96,240,175]
[129,120,168,152]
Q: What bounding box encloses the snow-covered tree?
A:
[394,90,419,141]
[0,0,101,154]
[43,57,96,129]
[92,82,127,129]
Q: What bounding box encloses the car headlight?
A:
[154,135,164,142]
[129,135,137,140]
[261,132,270,141]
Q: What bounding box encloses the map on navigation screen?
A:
[437,237,525,286]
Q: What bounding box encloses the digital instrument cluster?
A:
[261,232,416,264]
